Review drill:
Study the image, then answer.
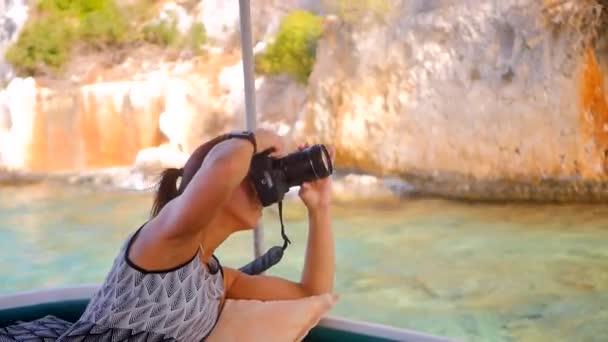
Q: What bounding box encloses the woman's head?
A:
[150,134,262,231]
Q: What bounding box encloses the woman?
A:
[58,129,335,341]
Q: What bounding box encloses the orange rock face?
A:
[578,48,608,179]
[4,81,167,172]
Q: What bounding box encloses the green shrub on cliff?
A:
[6,0,129,75]
[322,0,391,23]
[6,0,128,74]
[187,23,208,55]
[143,14,180,47]
[6,0,206,76]
[5,15,74,74]
[255,10,323,84]
[143,12,207,53]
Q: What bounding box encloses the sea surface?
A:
[1,183,607,341]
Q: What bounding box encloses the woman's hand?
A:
[254,128,285,157]
[224,144,336,302]
[298,143,335,211]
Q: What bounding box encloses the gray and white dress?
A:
[58,226,225,341]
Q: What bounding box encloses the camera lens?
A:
[281,144,333,187]
[310,144,332,179]
[318,145,331,174]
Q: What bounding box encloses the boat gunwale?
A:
[0,285,459,342]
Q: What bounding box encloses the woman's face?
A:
[225,177,263,230]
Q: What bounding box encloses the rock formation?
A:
[2,0,608,201]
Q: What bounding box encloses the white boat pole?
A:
[238,0,264,259]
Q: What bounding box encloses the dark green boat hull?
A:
[0,299,396,342]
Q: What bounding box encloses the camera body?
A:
[248,144,333,207]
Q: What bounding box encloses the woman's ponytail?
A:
[150,167,183,218]
[149,133,232,219]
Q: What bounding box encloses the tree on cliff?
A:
[5,0,207,76]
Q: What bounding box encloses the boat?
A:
[0,286,456,342]
[0,1,459,341]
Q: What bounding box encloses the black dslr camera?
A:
[239,144,333,276]
[248,144,334,207]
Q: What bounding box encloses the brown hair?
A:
[150,134,231,218]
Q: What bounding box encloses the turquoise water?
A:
[1,183,607,341]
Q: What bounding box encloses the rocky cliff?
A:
[293,0,608,200]
[0,0,27,82]
[2,0,608,201]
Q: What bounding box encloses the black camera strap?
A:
[238,201,291,275]
[278,201,291,250]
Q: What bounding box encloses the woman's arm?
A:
[158,129,284,235]
[129,129,284,270]
[300,206,334,294]
[224,145,336,300]
[224,206,334,300]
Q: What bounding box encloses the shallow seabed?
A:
[1,183,607,341]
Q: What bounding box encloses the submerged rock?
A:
[0,164,417,205]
